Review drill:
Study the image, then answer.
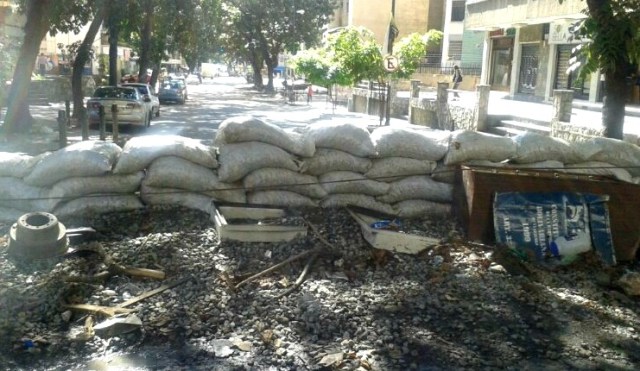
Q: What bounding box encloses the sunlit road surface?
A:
[19,75,640,149]
[23,76,399,148]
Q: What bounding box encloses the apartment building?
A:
[465,0,601,102]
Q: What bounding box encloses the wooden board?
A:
[211,203,307,243]
[348,208,439,254]
[454,166,640,261]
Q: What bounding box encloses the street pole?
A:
[385,0,396,126]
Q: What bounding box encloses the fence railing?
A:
[416,56,482,76]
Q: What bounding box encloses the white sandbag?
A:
[371,126,450,160]
[512,132,583,164]
[444,130,517,165]
[320,194,396,215]
[247,191,318,208]
[144,156,245,203]
[113,135,217,174]
[377,176,453,204]
[306,122,375,157]
[563,161,633,183]
[319,171,390,196]
[365,157,437,181]
[214,116,315,157]
[0,206,26,223]
[395,200,452,218]
[300,148,372,175]
[48,172,144,209]
[0,177,56,211]
[24,141,122,187]
[53,195,143,219]
[140,185,214,214]
[577,137,640,176]
[217,142,300,182]
[243,168,327,199]
[0,152,49,178]
[431,162,456,184]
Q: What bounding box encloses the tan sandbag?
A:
[243,168,327,199]
[300,148,371,175]
[113,135,217,174]
[217,142,300,182]
[319,171,389,196]
[214,116,315,157]
[24,141,122,187]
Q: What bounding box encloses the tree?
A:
[222,0,336,91]
[568,0,640,139]
[71,0,106,118]
[293,27,442,87]
[3,0,92,135]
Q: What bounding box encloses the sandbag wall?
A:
[2,117,640,223]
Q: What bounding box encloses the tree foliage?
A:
[221,0,336,91]
[567,0,640,139]
[293,27,442,87]
[3,0,97,135]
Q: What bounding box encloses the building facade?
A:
[465,0,602,102]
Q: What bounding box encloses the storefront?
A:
[549,20,591,100]
[489,30,514,91]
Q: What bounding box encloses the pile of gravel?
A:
[0,205,639,370]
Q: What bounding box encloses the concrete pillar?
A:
[480,31,491,85]
[553,89,574,123]
[545,43,558,102]
[366,81,375,115]
[411,80,420,98]
[474,84,491,132]
[509,27,522,98]
[437,82,451,130]
[437,82,449,104]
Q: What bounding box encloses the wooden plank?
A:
[348,209,438,254]
[455,166,640,261]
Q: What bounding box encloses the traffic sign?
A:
[383,55,399,72]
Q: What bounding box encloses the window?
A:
[448,40,462,60]
[451,0,465,22]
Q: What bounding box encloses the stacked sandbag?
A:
[0,148,54,221]
[112,135,222,213]
[444,130,517,166]
[318,171,395,215]
[301,122,395,214]
[215,117,315,208]
[214,116,315,157]
[367,127,452,217]
[140,156,245,214]
[114,135,218,174]
[0,141,145,221]
[574,137,640,178]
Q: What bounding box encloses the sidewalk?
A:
[486,91,640,137]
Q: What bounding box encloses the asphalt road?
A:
[2,76,395,154]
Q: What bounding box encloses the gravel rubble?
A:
[0,205,639,370]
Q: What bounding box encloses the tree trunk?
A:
[586,0,627,139]
[137,0,153,83]
[107,7,119,86]
[72,2,106,118]
[3,0,52,135]
[602,67,627,139]
[249,49,264,90]
[259,44,275,93]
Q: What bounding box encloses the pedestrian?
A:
[307,84,313,105]
[37,53,48,76]
[452,65,463,100]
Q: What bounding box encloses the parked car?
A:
[87,86,152,127]
[158,79,187,104]
[185,73,202,85]
[122,82,160,118]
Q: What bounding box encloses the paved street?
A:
[4,76,640,154]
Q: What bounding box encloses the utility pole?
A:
[385,0,396,126]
